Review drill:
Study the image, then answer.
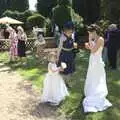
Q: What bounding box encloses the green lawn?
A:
[0,51,120,120]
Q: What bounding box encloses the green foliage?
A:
[72,12,85,36]
[96,19,110,35]
[2,10,33,29]
[27,14,46,28]
[58,0,71,6]
[36,0,57,17]
[52,3,84,35]
[73,0,101,24]
[101,0,120,23]
[0,24,7,29]
[0,0,29,16]
[0,0,8,16]
[2,10,32,22]
[52,5,73,29]
[0,50,120,120]
[10,0,29,12]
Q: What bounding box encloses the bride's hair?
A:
[87,24,101,35]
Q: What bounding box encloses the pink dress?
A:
[9,31,18,56]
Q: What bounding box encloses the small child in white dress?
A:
[41,52,69,106]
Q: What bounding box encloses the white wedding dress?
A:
[41,62,69,105]
[83,41,112,112]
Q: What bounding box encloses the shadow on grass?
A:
[30,102,58,119]
[0,51,120,120]
[59,50,120,120]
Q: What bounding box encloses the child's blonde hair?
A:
[48,51,57,62]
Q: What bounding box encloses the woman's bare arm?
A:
[90,37,104,53]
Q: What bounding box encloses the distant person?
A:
[107,24,120,70]
[34,30,46,57]
[32,26,38,38]
[103,24,117,64]
[54,24,60,47]
[7,27,18,62]
[103,28,109,64]
[0,29,5,39]
[17,26,27,59]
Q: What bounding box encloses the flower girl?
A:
[41,52,69,105]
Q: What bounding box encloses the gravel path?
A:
[0,63,63,120]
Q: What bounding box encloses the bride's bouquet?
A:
[61,62,67,69]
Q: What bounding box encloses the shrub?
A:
[72,12,85,36]
[0,24,7,29]
[52,4,85,35]
[36,0,57,18]
[2,10,32,23]
[52,5,73,30]
[27,13,46,28]
[58,0,71,6]
[2,10,33,30]
[96,19,110,35]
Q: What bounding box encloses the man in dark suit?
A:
[107,24,120,70]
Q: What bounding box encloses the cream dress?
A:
[41,62,69,105]
[83,41,112,112]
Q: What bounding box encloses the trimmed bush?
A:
[27,14,46,28]
[96,19,110,36]
[2,10,32,23]
[58,0,71,6]
[52,4,84,35]
[36,0,57,18]
[52,5,73,30]
[72,12,85,36]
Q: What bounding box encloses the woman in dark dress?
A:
[57,22,77,75]
[17,26,27,58]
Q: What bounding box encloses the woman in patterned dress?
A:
[7,26,18,62]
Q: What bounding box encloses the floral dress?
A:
[9,31,18,57]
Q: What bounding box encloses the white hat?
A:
[108,24,117,31]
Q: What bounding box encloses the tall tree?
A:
[102,0,120,23]
[37,0,57,17]
[52,0,79,30]
[86,0,101,23]
[0,0,8,16]
[6,0,12,9]
[10,0,29,12]
[73,0,101,24]
[73,0,87,21]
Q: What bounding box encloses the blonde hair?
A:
[48,52,57,62]
[7,26,14,32]
[17,26,24,33]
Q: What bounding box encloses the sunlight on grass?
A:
[0,51,120,120]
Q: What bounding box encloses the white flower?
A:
[61,62,67,69]
[74,42,77,46]
[73,42,77,48]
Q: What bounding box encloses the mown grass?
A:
[0,50,120,120]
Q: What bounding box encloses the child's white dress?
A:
[41,62,69,105]
[83,41,112,112]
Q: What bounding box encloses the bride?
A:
[83,24,112,113]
